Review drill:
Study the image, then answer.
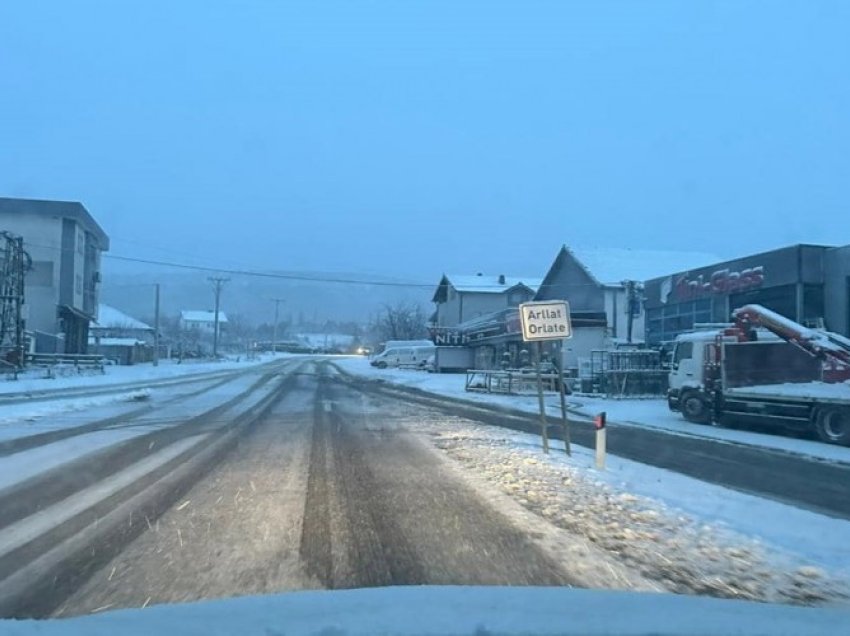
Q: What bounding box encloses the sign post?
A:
[533,341,549,454]
[556,340,571,456]
[519,301,573,456]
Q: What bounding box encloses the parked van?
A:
[370,345,435,369]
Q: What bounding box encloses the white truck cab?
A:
[667,330,719,423]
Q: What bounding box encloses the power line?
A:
[19,239,610,290]
[21,241,435,288]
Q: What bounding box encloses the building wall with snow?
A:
[561,325,609,370]
[535,249,605,313]
[535,247,663,342]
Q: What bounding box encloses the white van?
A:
[370,345,435,369]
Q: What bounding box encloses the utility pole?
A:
[271,298,285,355]
[0,232,27,371]
[208,277,229,358]
[153,283,161,366]
[623,280,644,345]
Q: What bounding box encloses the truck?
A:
[667,304,850,446]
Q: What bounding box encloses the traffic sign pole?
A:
[534,342,549,454]
[557,340,571,456]
[519,301,573,457]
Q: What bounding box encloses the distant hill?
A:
[99,269,432,326]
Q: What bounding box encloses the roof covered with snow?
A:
[567,247,722,286]
[93,304,152,330]
[432,274,542,302]
[180,310,228,324]
[89,336,146,346]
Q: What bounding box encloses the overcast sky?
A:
[1,1,848,283]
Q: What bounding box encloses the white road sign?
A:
[519,301,572,341]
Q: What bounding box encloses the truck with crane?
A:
[667,304,850,445]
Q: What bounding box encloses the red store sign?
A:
[674,266,765,301]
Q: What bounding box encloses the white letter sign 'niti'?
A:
[519,301,572,342]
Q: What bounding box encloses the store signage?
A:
[519,301,572,341]
[674,266,765,301]
[430,327,468,346]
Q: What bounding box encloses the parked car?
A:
[370,346,435,369]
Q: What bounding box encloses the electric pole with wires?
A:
[0,232,29,370]
[271,297,285,355]
[208,276,229,358]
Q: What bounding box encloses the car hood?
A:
[3,586,848,636]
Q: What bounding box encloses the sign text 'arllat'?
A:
[519,301,572,342]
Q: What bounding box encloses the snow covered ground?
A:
[333,359,850,601]
[406,408,850,604]
[0,390,151,437]
[331,357,850,465]
[0,354,291,396]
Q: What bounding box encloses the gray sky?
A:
[1,1,848,283]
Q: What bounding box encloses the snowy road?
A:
[55,366,583,616]
[338,369,850,521]
[2,359,848,620]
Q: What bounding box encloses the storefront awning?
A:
[58,304,94,322]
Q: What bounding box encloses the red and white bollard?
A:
[595,412,607,470]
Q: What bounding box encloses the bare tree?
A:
[371,302,429,342]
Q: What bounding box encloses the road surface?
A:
[2,358,846,618]
[54,364,577,615]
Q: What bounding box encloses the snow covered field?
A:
[332,357,850,465]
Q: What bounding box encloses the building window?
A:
[647,302,713,344]
[730,284,797,322]
[803,284,825,322]
[75,273,82,294]
[77,231,85,255]
[507,291,526,306]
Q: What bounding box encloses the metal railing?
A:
[465,368,562,394]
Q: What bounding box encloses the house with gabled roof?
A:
[431,273,542,328]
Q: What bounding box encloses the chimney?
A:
[498,274,505,285]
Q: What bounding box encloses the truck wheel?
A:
[376,361,387,369]
[681,391,711,424]
[815,408,850,446]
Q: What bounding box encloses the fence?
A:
[465,368,563,395]
[588,350,668,398]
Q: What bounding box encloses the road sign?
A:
[519,301,572,342]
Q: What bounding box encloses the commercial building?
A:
[0,197,109,353]
[429,246,718,373]
[643,244,850,345]
[534,246,719,369]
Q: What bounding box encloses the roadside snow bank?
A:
[417,416,850,605]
